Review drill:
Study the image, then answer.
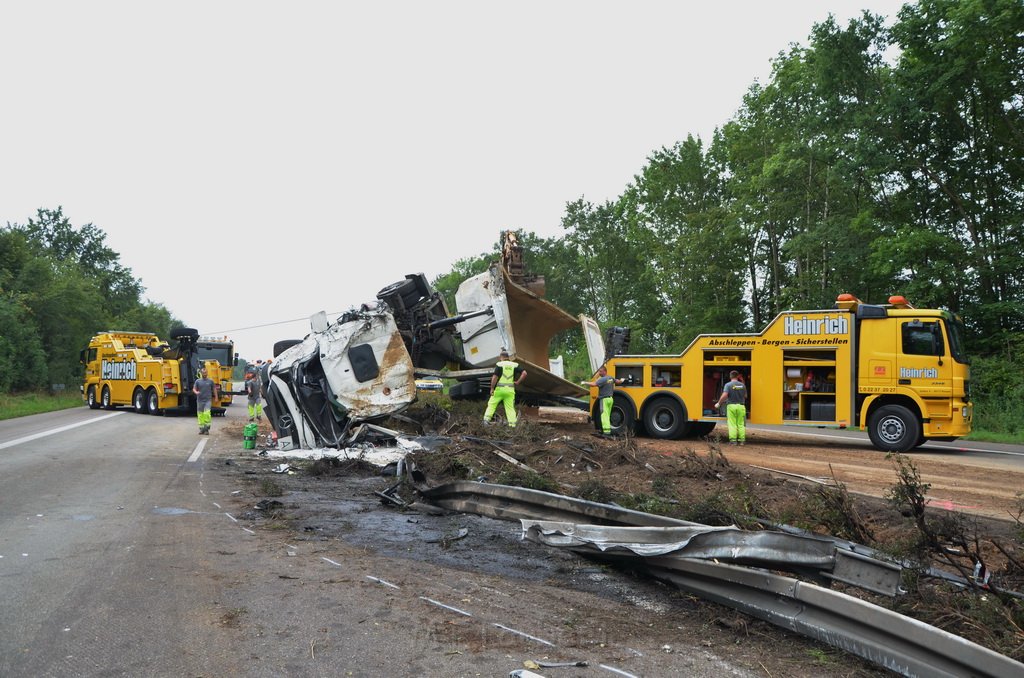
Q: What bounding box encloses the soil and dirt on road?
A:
[210,398,1024,675]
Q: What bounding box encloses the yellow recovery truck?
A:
[80,328,237,415]
[590,294,972,452]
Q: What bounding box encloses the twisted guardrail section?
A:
[418,480,1024,678]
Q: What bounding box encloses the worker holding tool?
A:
[483,350,527,427]
[582,365,625,435]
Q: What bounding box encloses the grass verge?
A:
[0,391,84,421]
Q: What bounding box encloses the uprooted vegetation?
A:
[233,396,1024,661]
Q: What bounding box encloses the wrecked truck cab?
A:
[264,304,417,450]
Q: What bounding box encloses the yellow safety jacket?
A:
[495,360,519,388]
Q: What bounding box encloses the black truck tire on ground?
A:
[448,380,481,400]
[867,404,919,452]
[690,421,716,437]
[273,339,302,358]
[147,388,162,415]
[133,388,149,414]
[170,327,200,340]
[87,385,100,410]
[101,385,113,409]
[642,397,689,439]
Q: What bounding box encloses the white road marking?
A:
[187,439,207,463]
[0,412,123,450]
[492,622,553,646]
[420,596,472,617]
[366,575,400,589]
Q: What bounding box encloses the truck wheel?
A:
[867,404,918,452]
[377,278,417,301]
[170,327,199,340]
[643,397,689,439]
[87,386,100,410]
[101,385,113,409]
[133,388,149,414]
[448,380,481,399]
[147,388,162,415]
[690,421,716,438]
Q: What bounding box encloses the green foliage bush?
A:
[969,351,1024,438]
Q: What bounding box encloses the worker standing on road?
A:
[193,368,218,435]
[483,350,527,427]
[245,371,263,422]
[582,365,625,435]
[714,370,747,445]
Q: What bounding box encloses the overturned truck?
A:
[263,234,607,450]
[261,304,419,450]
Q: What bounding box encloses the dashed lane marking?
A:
[187,438,207,463]
[0,412,124,450]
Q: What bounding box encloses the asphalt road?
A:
[4,405,1018,677]
[3,405,786,678]
[0,406,258,676]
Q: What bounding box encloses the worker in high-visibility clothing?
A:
[581,365,625,435]
[483,350,527,427]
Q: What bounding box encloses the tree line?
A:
[0,207,183,393]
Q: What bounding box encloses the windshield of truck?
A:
[946,316,969,364]
[197,343,232,367]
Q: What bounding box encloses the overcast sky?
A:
[1,1,907,361]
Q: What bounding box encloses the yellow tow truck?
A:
[588,294,971,452]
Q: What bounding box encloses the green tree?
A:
[20,207,143,316]
[881,0,1024,350]
[0,292,48,391]
[626,135,746,347]
[723,12,897,324]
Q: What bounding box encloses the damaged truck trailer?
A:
[262,253,607,449]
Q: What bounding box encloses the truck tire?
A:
[170,327,199,340]
[87,385,100,410]
[101,385,113,409]
[147,388,162,415]
[867,404,919,452]
[643,397,689,439]
[593,394,636,435]
[448,380,481,399]
[377,278,421,309]
[273,339,302,358]
[690,421,716,437]
[133,388,149,414]
[378,278,416,300]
